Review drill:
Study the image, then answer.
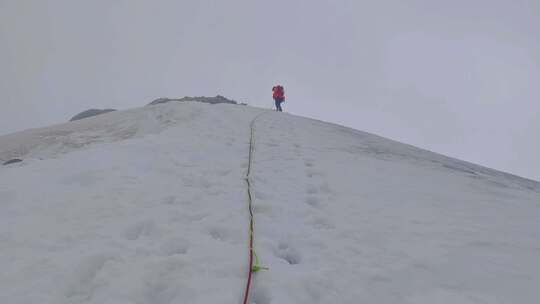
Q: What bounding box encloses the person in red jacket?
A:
[272,85,285,112]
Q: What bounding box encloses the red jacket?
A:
[272,86,285,99]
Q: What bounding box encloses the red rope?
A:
[242,213,254,304]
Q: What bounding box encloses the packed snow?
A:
[1,101,539,303]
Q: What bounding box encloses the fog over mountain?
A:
[1,0,539,180]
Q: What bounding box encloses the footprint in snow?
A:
[318,182,333,194]
[161,196,179,205]
[124,220,159,240]
[305,196,321,208]
[306,168,324,178]
[65,254,116,300]
[275,241,302,265]
[304,159,315,168]
[140,258,186,304]
[208,226,230,241]
[160,238,189,256]
[306,185,319,195]
[310,217,335,230]
[251,285,272,304]
[306,183,333,203]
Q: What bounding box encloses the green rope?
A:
[251,250,269,272]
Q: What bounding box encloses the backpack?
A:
[273,85,285,99]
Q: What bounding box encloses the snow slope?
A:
[1,101,539,304]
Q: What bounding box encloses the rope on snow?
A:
[242,112,269,304]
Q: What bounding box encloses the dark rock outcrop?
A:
[3,159,23,166]
[147,95,238,106]
[70,109,117,122]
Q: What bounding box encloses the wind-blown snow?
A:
[0,101,539,303]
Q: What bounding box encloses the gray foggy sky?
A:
[1,0,539,181]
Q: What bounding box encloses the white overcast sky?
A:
[1,0,539,181]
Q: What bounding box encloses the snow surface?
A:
[1,101,539,303]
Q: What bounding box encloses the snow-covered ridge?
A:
[1,101,539,303]
[0,102,204,162]
[318,120,540,193]
[2,101,536,192]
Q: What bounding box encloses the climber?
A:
[272,85,285,112]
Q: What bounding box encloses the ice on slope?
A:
[0,101,539,304]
